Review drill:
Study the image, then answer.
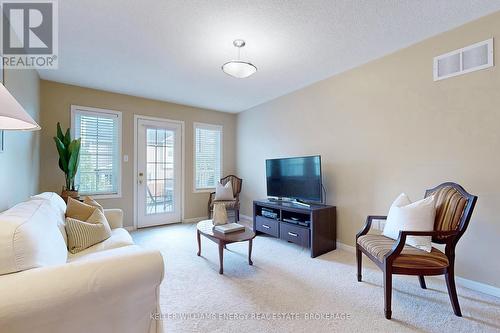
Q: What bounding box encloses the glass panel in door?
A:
[146,128,175,215]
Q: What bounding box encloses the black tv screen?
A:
[266,155,322,202]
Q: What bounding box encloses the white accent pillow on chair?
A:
[382,193,436,252]
[214,182,234,201]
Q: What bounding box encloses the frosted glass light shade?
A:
[0,83,40,130]
[222,61,257,78]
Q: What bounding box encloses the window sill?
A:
[80,193,122,200]
[193,188,215,194]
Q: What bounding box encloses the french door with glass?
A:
[136,118,182,227]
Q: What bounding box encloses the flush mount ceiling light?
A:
[221,39,257,78]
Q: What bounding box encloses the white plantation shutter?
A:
[72,106,122,196]
[194,123,222,190]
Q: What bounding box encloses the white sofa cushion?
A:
[0,198,68,275]
[30,192,67,244]
[30,192,66,215]
[67,228,134,261]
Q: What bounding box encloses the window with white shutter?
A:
[71,105,122,198]
[194,122,222,191]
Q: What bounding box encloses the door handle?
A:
[138,172,144,185]
[288,232,298,237]
[262,224,270,229]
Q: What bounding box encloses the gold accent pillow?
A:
[65,209,112,254]
[212,202,228,225]
[83,196,104,213]
[66,197,96,221]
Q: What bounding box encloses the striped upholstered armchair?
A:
[208,175,242,222]
[356,182,477,320]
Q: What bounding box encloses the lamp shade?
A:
[0,83,41,130]
[222,61,257,78]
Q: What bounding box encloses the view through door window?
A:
[146,128,174,214]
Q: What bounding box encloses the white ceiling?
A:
[38,1,500,113]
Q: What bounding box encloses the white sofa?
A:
[0,193,164,333]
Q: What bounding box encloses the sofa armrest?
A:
[104,208,124,229]
[0,245,164,333]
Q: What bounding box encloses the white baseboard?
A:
[454,276,500,298]
[182,216,208,224]
[239,214,253,222]
[130,217,207,227]
[336,241,356,253]
[335,240,500,298]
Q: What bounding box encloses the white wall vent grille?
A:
[433,38,493,81]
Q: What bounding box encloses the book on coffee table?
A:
[214,223,245,234]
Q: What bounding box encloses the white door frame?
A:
[133,115,185,229]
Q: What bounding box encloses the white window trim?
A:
[193,122,223,193]
[70,105,123,199]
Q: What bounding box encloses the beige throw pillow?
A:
[212,202,228,225]
[65,209,112,254]
[66,197,96,221]
[83,196,104,213]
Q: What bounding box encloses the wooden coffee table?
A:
[196,219,256,274]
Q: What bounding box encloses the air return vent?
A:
[433,38,493,81]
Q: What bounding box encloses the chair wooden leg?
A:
[418,275,427,289]
[384,267,392,319]
[445,267,462,317]
[356,245,362,282]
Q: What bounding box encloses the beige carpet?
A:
[132,223,500,333]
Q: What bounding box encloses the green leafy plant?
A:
[53,122,81,191]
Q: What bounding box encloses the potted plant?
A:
[53,122,81,202]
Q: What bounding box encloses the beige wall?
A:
[0,69,40,211]
[236,12,500,287]
[40,80,236,226]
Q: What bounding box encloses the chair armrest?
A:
[356,215,387,239]
[208,192,216,205]
[103,209,123,229]
[0,246,164,333]
[208,192,216,206]
[207,192,216,218]
[384,230,459,262]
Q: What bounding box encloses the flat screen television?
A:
[266,155,322,203]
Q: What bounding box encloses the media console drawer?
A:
[280,223,310,248]
[255,216,279,237]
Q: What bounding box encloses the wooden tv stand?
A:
[253,199,336,258]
